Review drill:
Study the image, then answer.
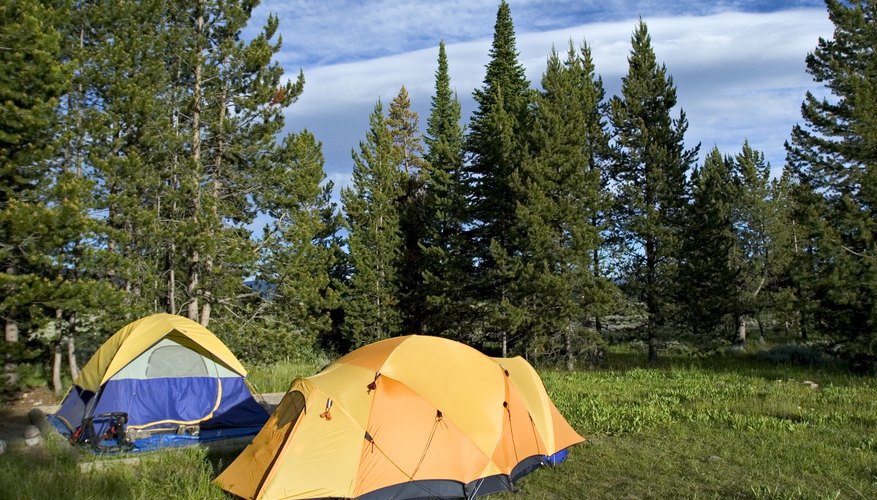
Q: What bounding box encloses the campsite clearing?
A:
[1,351,876,499]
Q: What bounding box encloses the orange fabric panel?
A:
[378,337,507,455]
[216,385,309,499]
[495,356,584,454]
[549,398,585,452]
[352,376,493,496]
[491,374,547,473]
[496,357,558,451]
[334,335,411,372]
[307,363,376,429]
[260,389,363,499]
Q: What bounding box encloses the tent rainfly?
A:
[51,313,268,450]
[215,335,583,499]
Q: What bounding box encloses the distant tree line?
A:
[2,0,875,392]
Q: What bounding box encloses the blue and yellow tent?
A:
[52,313,268,450]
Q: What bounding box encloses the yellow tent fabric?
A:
[215,335,583,500]
[76,313,247,392]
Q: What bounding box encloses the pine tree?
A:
[680,147,738,338]
[422,41,467,338]
[56,1,178,380]
[609,20,698,362]
[239,130,339,363]
[77,0,304,332]
[0,0,69,388]
[517,42,609,369]
[172,2,305,327]
[780,169,826,340]
[463,0,532,355]
[341,101,403,348]
[387,87,428,335]
[574,42,616,337]
[785,0,877,365]
[75,0,181,317]
[0,0,86,388]
[730,142,792,345]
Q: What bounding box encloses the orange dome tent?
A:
[215,335,583,499]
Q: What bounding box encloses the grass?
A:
[498,350,877,499]
[246,359,323,393]
[2,348,875,499]
[0,442,225,500]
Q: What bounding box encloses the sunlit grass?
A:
[0,444,224,500]
[501,350,877,499]
[2,348,875,499]
[246,359,323,394]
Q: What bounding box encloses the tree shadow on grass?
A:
[591,346,857,385]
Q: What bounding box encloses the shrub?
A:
[755,343,825,366]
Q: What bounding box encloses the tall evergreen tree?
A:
[422,41,467,338]
[463,0,532,355]
[517,43,609,369]
[173,2,305,327]
[0,0,72,387]
[341,101,403,348]
[780,167,826,340]
[69,0,183,319]
[239,131,339,363]
[730,142,792,345]
[574,42,616,337]
[609,20,698,362]
[77,0,304,331]
[785,0,877,365]
[387,87,428,335]
[680,147,738,338]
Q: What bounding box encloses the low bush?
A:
[755,343,825,366]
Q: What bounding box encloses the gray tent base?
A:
[356,455,547,500]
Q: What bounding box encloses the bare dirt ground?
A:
[0,386,59,452]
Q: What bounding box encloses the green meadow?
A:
[2,350,875,499]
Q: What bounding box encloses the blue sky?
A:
[245,0,832,195]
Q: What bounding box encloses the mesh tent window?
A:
[146,345,209,378]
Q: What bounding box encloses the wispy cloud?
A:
[251,0,825,68]
[274,6,831,194]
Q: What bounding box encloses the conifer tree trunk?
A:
[187,1,204,323]
[647,238,659,363]
[756,316,766,343]
[66,313,79,381]
[593,245,603,334]
[168,243,176,313]
[200,85,227,328]
[5,319,19,387]
[735,314,747,347]
[565,324,575,371]
[52,341,63,396]
[4,264,19,387]
[52,309,64,394]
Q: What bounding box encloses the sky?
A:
[244,0,834,196]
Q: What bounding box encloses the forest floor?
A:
[0,386,58,454]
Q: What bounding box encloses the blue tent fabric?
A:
[547,448,569,465]
[90,376,270,430]
[46,414,265,453]
[94,377,221,429]
[201,377,270,429]
[129,425,266,452]
[54,386,92,432]
[56,377,268,433]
